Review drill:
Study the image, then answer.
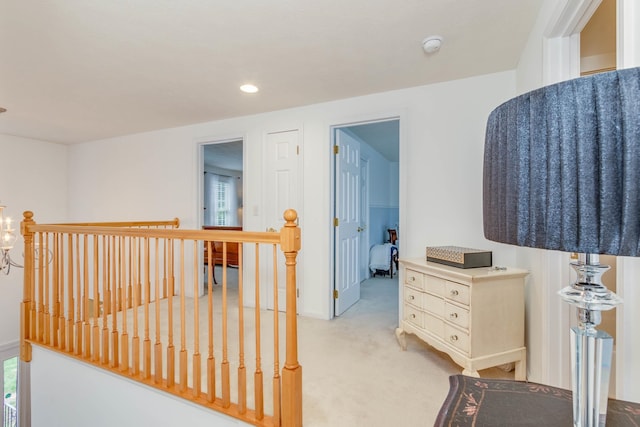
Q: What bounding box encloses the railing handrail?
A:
[19,209,302,427]
[23,224,281,245]
[47,218,181,228]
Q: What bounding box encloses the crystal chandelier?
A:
[0,204,18,274]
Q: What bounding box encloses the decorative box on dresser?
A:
[395,258,528,380]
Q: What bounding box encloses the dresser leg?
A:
[395,328,407,350]
[514,357,527,381]
[462,368,480,378]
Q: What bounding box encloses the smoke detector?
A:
[422,36,443,54]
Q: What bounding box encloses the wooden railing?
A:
[20,210,302,427]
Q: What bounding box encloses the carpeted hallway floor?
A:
[298,275,514,427]
[107,267,514,426]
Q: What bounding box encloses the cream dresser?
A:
[395,258,528,380]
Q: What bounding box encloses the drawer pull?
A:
[450,335,459,342]
[409,295,415,301]
[450,289,459,297]
[449,312,458,319]
[410,314,416,319]
[410,276,416,281]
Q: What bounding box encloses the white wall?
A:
[359,139,393,209]
[0,134,67,346]
[67,70,518,321]
[31,346,245,427]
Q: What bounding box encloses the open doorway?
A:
[332,118,399,317]
[202,139,244,228]
[199,139,244,294]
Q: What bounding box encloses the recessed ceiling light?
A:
[240,84,259,94]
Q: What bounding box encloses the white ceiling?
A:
[0,0,543,145]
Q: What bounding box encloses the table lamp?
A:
[483,66,640,426]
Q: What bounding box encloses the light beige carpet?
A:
[298,275,514,427]
[102,269,513,426]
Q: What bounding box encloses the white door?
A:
[265,129,300,312]
[334,129,361,315]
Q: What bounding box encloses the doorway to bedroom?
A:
[332,118,400,317]
[202,139,244,228]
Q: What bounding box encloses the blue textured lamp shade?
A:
[483,67,640,256]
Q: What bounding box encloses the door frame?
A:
[359,157,370,281]
[329,115,403,319]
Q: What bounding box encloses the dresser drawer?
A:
[445,280,470,306]
[405,269,424,290]
[404,287,424,309]
[444,324,469,354]
[404,305,424,328]
[424,275,446,296]
[424,293,444,317]
[445,302,469,329]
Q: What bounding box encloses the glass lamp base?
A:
[559,256,622,427]
[570,326,614,427]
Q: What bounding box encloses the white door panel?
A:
[265,130,300,312]
[334,129,361,315]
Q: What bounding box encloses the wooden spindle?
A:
[53,233,60,348]
[143,237,151,379]
[101,236,110,365]
[67,234,74,353]
[221,242,230,408]
[237,243,246,414]
[179,239,187,393]
[192,240,201,398]
[92,235,100,362]
[206,240,216,403]
[75,234,82,355]
[83,234,91,359]
[121,236,129,373]
[166,238,175,388]
[37,232,44,342]
[254,243,264,420]
[111,236,119,369]
[44,233,51,346]
[127,238,133,309]
[272,244,281,425]
[154,238,162,384]
[59,234,66,351]
[132,237,140,376]
[163,239,168,299]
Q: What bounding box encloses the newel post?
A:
[280,209,302,427]
[20,211,35,362]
